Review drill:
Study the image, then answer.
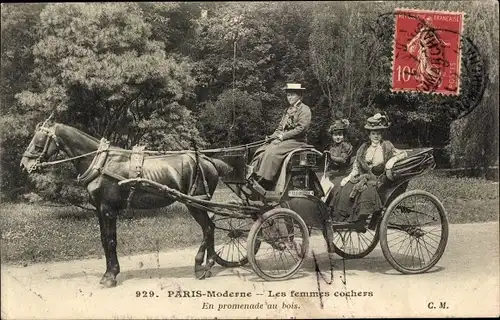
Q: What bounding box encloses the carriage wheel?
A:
[332,221,380,259]
[380,190,449,274]
[213,216,260,267]
[247,208,309,281]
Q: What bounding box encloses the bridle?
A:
[22,122,99,173]
[23,123,61,173]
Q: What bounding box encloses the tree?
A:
[16,3,202,150]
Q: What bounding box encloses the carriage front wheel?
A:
[379,190,449,274]
[213,216,261,268]
[247,208,309,281]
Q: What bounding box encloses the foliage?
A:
[445,1,499,171]
[1,4,46,200]
[199,89,265,146]
[0,2,498,202]
[16,3,201,149]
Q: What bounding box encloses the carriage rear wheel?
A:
[379,190,449,274]
[247,208,309,281]
[332,217,380,259]
[213,216,260,268]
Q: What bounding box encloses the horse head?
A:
[20,120,62,173]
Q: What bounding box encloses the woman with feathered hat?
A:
[330,112,408,223]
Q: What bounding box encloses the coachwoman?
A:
[248,83,312,190]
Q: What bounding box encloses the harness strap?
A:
[77,138,111,185]
[186,152,211,198]
[129,145,146,179]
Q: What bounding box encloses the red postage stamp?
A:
[392,9,465,95]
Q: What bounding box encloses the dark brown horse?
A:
[20,121,232,287]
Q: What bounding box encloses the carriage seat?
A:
[274,147,323,194]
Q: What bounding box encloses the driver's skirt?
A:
[251,140,309,181]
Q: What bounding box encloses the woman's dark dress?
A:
[331,140,404,222]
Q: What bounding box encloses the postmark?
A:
[391,9,465,96]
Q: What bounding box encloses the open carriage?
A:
[20,120,448,284]
[119,142,449,281]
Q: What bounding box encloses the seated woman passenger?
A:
[325,118,353,186]
[248,83,311,190]
[331,113,408,222]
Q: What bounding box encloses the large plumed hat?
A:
[328,119,350,134]
[282,83,306,92]
[364,113,390,130]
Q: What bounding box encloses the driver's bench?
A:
[247,147,325,202]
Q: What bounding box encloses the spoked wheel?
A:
[380,190,449,274]
[213,216,260,267]
[332,219,380,259]
[247,208,309,281]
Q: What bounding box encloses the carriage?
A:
[118,141,449,281]
[20,121,448,284]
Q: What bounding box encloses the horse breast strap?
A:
[77,138,111,185]
[129,145,146,179]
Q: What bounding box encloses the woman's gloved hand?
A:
[340,176,351,187]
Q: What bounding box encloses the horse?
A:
[20,120,233,288]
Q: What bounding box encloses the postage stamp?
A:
[392,9,465,95]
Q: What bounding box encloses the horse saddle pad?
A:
[129,145,146,178]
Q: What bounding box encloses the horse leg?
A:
[204,216,216,278]
[97,210,111,285]
[190,208,215,280]
[99,203,120,288]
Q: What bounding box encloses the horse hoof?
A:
[205,270,212,278]
[195,266,206,280]
[101,278,117,288]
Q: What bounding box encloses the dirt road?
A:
[2,222,498,319]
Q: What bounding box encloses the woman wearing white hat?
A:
[330,112,408,223]
[249,83,312,190]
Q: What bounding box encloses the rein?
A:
[28,123,267,186]
[38,150,99,167]
[37,140,267,168]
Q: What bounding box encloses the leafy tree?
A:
[17,3,201,150]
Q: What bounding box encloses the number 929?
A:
[136,290,156,298]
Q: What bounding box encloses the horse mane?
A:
[57,123,101,144]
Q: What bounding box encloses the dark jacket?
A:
[272,101,311,142]
[328,141,353,170]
